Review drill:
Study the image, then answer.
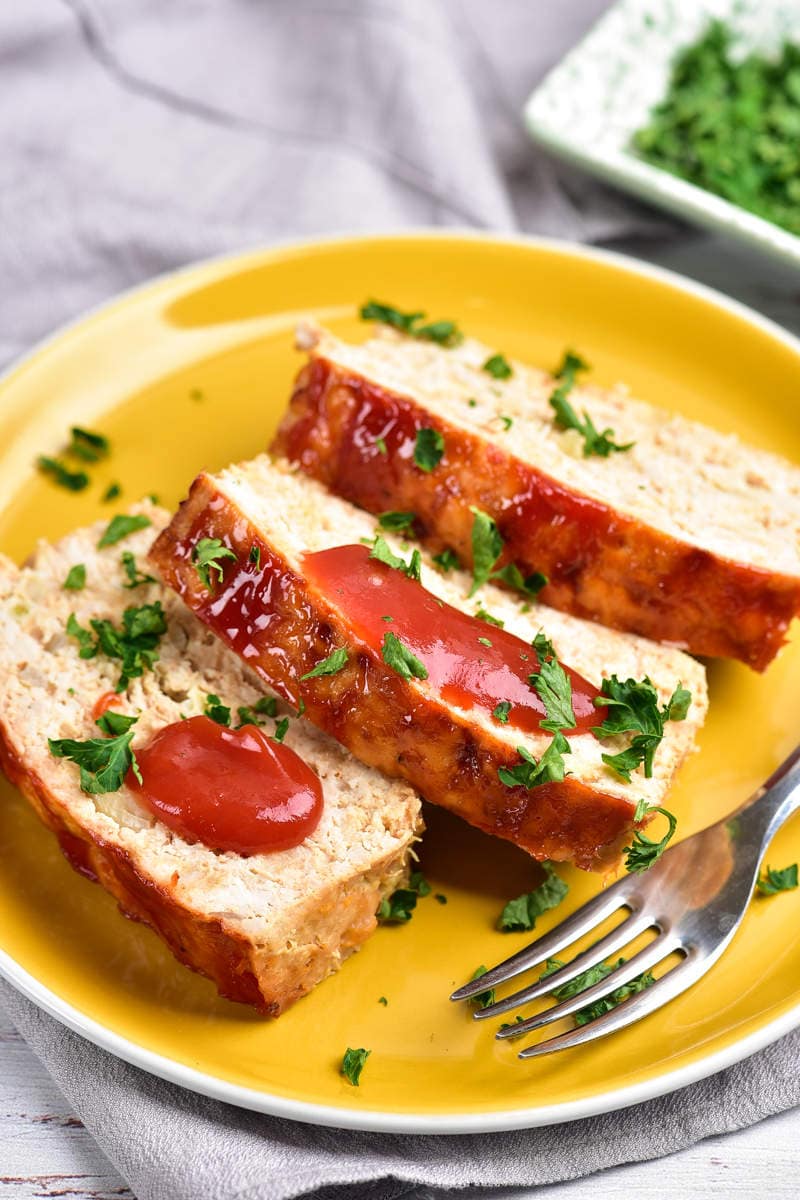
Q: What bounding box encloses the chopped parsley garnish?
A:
[432,548,460,573]
[369,535,422,582]
[477,636,492,648]
[593,676,691,780]
[624,799,678,873]
[381,631,428,681]
[98,514,152,548]
[249,544,261,570]
[377,870,431,923]
[496,415,514,431]
[360,300,463,347]
[475,605,504,628]
[37,456,89,492]
[542,955,655,1025]
[204,693,231,726]
[192,537,237,590]
[413,427,445,472]
[273,716,289,743]
[530,649,576,734]
[492,701,512,724]
[68,427,109,463]
[497,862,568,932]
[103,482,122,503]
[378,996,389,1006]
[435,893,447,905]
[549,350,634,458]
[67,602,168,692]
[498,732,570,791]
[378,510,416,532]
[632,21,800,239]
[468,965,495,1010]
[49,710,141,794]
[532,631,555,663]
[375,436,388,456]
[468,508,503,596]
[482,353,513,380]
[467,509,547,598]
[756,863,798,896]
[63,564,86,591]
[236,696,278,727]
[341,1047,371,1086]
[300,646,349,681]
[492,562,548,597]
[120,551,156,589]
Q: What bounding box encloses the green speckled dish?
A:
[525,0,800,268]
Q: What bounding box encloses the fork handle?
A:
[728,744,800,856]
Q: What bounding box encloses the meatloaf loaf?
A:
[150,457,708,871]
[271,321,800,670]
[0,505,421,1014]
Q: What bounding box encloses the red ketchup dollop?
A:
[134,715,323,855]
[302,545,604,737]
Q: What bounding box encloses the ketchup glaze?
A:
[302,544,603,736]
[134,715,323,854]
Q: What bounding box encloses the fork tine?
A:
[517,951,700,1058]
[474,909,655,1020]
[495,931,680,1039]
[450,878,636,1002]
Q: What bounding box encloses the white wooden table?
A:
[1,230,799,1198]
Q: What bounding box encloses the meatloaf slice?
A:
[0,505,421,1014]
[150,458,707,871]
[271,321,800,670]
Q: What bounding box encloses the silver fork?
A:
[451,745,800,1058]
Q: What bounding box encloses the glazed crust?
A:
[150,475,641,871]
[273,356,800,670]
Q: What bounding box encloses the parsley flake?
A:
[102,482,122,503]
[378,510,416,532]
[236,696,278,727]
[192,537,237,590]
[273,717,289,743]
[475,605,504,628]
[492,701,512,724]
[624,799,678,873]
[369,535,422,582]
[300,647,349,681]
[530,651,576,734]
[593,676,691,780]
[360,300,463,347]
[482,353,513,380]
[204,693,231,726]
[756,863,798,896]
[375,436,388,456]
[414,427,445,472]
[249,544,262,570]
[377,871,431,923]
[468,965,495,1010]
[120,551,156,589]
[432,548,460,573]
[497,862,568,931]
[98,514,152,548]
[549,350,634,458]
[49,711,141,794]
[67,602,168,692]
[498,732,571,791]
[68,427,109,463]
[37,456,89,492]
[63,564,87,591]
[341,1047,371,1086]
[381,631,428,681]
[468,507,503,596]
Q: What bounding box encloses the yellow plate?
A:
[0,233,798,1133]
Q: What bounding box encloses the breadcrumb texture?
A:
[273,323,800,670]
[151,460,707,871]
[0,506,421,1014]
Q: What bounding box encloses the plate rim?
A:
[1,227,799,1134]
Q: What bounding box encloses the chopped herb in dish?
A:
[369,534,422,582]
[496,415,514,431]
[414,427,445,472]
[432,548,460,573]
[530,646,576,734]
[492,701,512,724]
[98,513,152,548]
[120,551,156,590]
[549,351,634,458]
[341,1046,371,1086]
[37,456,89,492]
[360,300,463,347]
[482,353,513,380]
[192,537,236,590]
[475,605,504,628]
[541,955,655,1025]
[756,863,798,896]
[49,710,140,794]
[498,862,568,932]
[378,996,389,1006]
[468,965,495,1010]
[300,647,349,681]
[381,631,428,681]
[492,562,548,597]
[103,482,122,503]
[63,564,87,591]
[236,696,278,727]
[467,508,548,599]
[377,870,431,923]
[68,427,109,463]
[498,732,570,791]
[249,544,262,570]
[624,799,678,873]
[593,676,691,780]
[375,436,388,456]
[66,602,168,692]
[204,693,231,727]
[273,716,289,743]
[378,510,416,532]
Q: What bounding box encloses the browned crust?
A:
[272,356,800,670]
[149,474,639,871]
[0,719,397,1015]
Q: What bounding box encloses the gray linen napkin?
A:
[0,2,797,1198]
